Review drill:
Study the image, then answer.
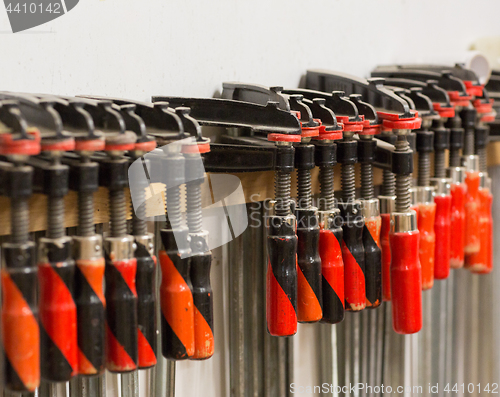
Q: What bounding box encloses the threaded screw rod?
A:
[109,188,128,238]
[418,151,431,187]
[319,165,334,211]
[297,168,312,209]
[11,196,29,244]
[275,170,291,217]
[434,149,446,178]
[394,131,411,213]
[449,149,461,167]
[186,182,203,234]
[78,192,95,237]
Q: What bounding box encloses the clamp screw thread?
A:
[319,166,334,211]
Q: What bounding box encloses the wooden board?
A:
[0,145,498,236]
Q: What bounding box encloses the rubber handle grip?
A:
[135,243,157,368]
[38,240,78,381]
[450,183,466,269]
[75,257,105,375]
[159,249,194,359]
[417,203,436,290]
[105,257,138,372]
[296,210,322,323]
[390,230,422,334]
[380,213,391,301]
[267,216,298,336]
[434,195,452,280]
[190,251,214,359]
[342,207,365,312]
[466,188,493,273]
[464,171,481,255]
[364,215,382,308]
[1,243,40,392]
[319,226,344,324]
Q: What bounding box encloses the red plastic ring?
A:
[181,142,211,154]
[74,139,106,152]
[358,125,381,136]
[105,142,136,152]
[433,103,455,118]
[134,140,157,152]
[0,134,41,156]
[268,133,302,143]
[41,138,76,152]
[382,118,420,130]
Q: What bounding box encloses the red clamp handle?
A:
[390,230,422,334]
[467,189,493,273]
[319,227,344,323]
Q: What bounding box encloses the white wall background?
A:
[2,1,499,396]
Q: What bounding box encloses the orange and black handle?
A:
[319,210,344,324]
[296,208,323,322]
[467,176,493,273]
[135,237,157,368]
[190,243,214,359]
[340,201,366,312]
[379,196,394,302]
[448,167,467,269]
[390,211,422,334]
[38,237,78,381]
[104,238,138,372]
[267,215,298,336]
[362,199,382,309]
[159,228,195,359]
[73,238,105,376]
[2,241,40,392]
[417,195,436,290]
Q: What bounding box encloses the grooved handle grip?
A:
[267,233,298,336]
[136,249,157,368]
[380,213,391,301]
[190,252,214,359]
[364,215,382,308]
[418,203,436,290]
[319,227,344,324]
[467,188,493,273]
[464,171,481,255]
[434,195,452,280]
[450,183,467,269]
[390,230,422,334]
[1,244,39,392]
[75,257,105,375]
[342,215,365,312]
[296,224,322,323]
[159,250,194,360]
[105,257,138,372]
[39,246,78,381]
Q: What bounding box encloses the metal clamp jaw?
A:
[379,78,454,119]
[152,96,302,172]
[81,96,187,145]
[305,69,417,125]
[371,67,472,107]
[383,63,483,96]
